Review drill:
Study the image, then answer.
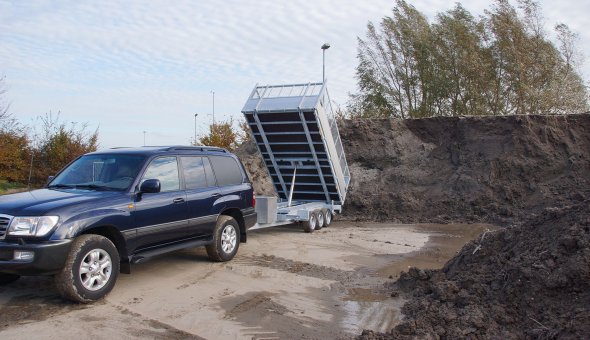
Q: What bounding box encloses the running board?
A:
[130,238,213,264]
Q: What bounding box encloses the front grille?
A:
[0,214,12,240]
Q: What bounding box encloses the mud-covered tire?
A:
[303,212,318,233]
[55,234,120,303]
[206,215,240,262]
[322,209,332,227]
[315,210,324,230]
[0,273,20,285]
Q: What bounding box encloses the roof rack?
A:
[166,146,228,153]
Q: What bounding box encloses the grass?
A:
[0,180,27,195]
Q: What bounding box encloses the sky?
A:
[1,0,589,149]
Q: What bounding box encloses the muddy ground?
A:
[236,114,590,338]
[0,222,493,339]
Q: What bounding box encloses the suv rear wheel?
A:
[207,215,240,262]
[55,234,120,303]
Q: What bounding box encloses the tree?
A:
[351,0,589,118]
[29,112,99,187]
[198,118,240,151]
[0,77,30,183]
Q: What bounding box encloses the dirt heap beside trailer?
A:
[340,114,590,226]
[359,203,590,339]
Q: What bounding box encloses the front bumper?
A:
[0,239,72,276]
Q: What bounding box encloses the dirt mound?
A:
[340,114,590,225]
[235,139,275,197]
[359,202,590,339]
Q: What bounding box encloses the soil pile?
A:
[235,138,275,197]
[359,202,590,339]
[340,114,590,225]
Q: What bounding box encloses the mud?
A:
[235,114,590,339]
[0,222,479,339]
[360,203,590,339]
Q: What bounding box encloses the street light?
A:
[198,113,199,145]
[211,90,215,125]
[321,42,330,83]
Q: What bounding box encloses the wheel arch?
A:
[219,208,246,243]
[79,225,130,274]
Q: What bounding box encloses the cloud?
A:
[1,0,588,148]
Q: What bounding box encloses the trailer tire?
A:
[321,209,332,227]
[303,212,318,233]
[315,210,324,230]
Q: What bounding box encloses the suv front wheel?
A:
[55,234,120,303]
[207,215,240,262]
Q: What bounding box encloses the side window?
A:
[143,156,180,192]
[203,157,217,187]
[180,156,207,190]
[209,156,243,187]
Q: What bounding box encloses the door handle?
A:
[211,193,221,198]
[173,198,185,204]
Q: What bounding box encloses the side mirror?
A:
[140,179,161,193]
[46,176,55,186]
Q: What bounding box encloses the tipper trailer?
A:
[242,82,350,232]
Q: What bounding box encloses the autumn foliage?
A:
[0,78,98,189]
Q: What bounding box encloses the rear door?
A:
[132,156,189,250]
[180,156,220,238]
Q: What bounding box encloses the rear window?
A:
[209,156,243,187]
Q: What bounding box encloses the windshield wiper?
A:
[48,183,76,189]
[75,184,113,191]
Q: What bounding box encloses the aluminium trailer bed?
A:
[242,82,350,232]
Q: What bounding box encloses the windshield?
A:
[48,154,146,191]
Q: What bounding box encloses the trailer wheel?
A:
[303,212,318,233]
[315,210,324,230]
[322,209,332,227]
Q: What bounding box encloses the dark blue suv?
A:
[0,146,257,302]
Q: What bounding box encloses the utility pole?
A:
[321,43,331,83]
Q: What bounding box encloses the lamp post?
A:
[198,113,199,145]
[211,90,215,125]
[321,42,330,83]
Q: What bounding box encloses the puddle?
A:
[377,223,498,279]
[340,286,401,333]
[340,223,499,334]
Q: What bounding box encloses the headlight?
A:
[8,216,59,237]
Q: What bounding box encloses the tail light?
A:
[252,192,256,208]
